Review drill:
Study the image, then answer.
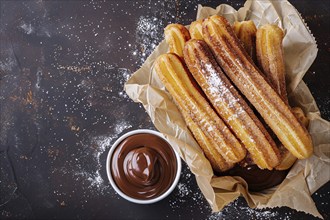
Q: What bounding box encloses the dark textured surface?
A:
[0,0,329,219]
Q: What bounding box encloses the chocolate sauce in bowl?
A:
[111,133,177,200]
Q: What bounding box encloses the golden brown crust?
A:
[255,24,311,170]
[256,24,288,103]
[189,20,204,40]
[254,24,296,170]
[164,24,191,58]
[202,15,313,159]
[276,107,309,170]
[233,20,257,63]
[275,145,297,170]
[292,107,309,128]
[184,39,281,169]
[154,53,247,172]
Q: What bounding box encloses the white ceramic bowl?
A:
[106,129,181,204]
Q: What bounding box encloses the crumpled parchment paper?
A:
[124,0,330,218]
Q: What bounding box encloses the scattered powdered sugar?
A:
[208,198,282,220]
[177,183,189,197]
[0,57,17,72]
[168,167,283,219]
[43,8,136,199]
[204,63,225,91]
[51,120,133,202]
[132,15,164,67]
[203,62,246,126]
[207,126,214,132]
[73,119,132,195]
[20,23,34,34]
[74,170,105,190]
[168,166,208,214]
[19,18,51,37]
[204,63,238,108]
[114,120,132,135]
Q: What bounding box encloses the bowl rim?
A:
[106,129,182,204]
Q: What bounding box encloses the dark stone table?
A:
[0,0,329,219]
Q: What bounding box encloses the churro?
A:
[233,20,257,63]
[203,15,313,159]
[256,24,287,103]
[184,39,281,169]
[189,20,204,40]
[154,53,247,172]
[164,24,191,58]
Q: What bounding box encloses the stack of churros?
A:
[154,16,313,177]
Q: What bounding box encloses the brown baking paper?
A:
[124,0,330,218]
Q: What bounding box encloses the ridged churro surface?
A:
[154,53,247,172]
[256,24,287,102]
[189,20,204,40]
[276,107,309,170]
[233,20,257,63]
[184,39,281,169]
[203,15,313,159]
[164,24,191,58]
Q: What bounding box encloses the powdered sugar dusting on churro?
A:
[189,103,215,137]
[200,61,257,145]
[202,62,245,121]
